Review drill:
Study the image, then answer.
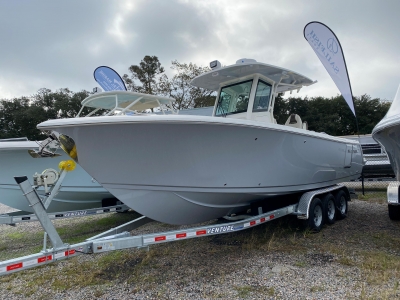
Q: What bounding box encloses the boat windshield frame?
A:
[75,92,177,118]
[215,79,254,117]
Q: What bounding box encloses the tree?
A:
[0,88,93,140]
[273,94,390,136]
[0,97,49,140]
[355,94,391,135]
[158,60,215,110]
[123,55,165,95]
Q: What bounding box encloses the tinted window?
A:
[253,80,271,112]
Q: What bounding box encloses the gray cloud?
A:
[0,0,398,101]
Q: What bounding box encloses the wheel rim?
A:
[339,196,347,214]
[314,205,323,227]
[327,199,335,220]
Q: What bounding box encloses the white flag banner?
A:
[304,21,356,117]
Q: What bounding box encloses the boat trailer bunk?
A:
[0,176,351,276]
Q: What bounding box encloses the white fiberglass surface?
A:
[0,141,38,150]
[191,62,315,92]
[385,84,400,118]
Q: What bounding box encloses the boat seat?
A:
[285,114,303,129]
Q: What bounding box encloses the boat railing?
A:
[76,93,177,118]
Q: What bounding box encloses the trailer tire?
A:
[335,190,348,220]
[304,197,324,232]
[322,193,336,225]
[388,205,400,220]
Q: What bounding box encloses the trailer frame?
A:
[0,176,350,276]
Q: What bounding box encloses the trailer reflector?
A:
[7,263,23,271]
[196,230,206,235]
[38,255,52,263]
[155,236,166,242]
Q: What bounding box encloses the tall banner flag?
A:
[304,22,356,117]
[93,66,127,91]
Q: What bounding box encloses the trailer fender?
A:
[296,184,347,220]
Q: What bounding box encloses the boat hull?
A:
[38,115,363,224]
[0,141,113,213]
[372,116,400,180]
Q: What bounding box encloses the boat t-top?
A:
[36,58,363,225]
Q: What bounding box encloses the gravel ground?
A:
[1,198,400,299]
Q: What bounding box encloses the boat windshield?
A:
[215,80,253,116]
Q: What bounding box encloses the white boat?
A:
[0,139,114,213]
[37,59,364,225]
[372,85,400,179]
[339,134,393,178]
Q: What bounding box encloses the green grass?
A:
[234,286,252,298]
[234,285,275,298]
[310,285,325,292]
[6,232,27,240]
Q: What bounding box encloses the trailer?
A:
[0,203,130,226]
[0,173,351,276]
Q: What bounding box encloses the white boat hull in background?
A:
[372,116,400,179]
[0,141,113,213]
[372,85,400,179]
[38,115,363,224]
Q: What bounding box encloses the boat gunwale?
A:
[38,115,361,145]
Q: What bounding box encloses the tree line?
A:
[274,94,390,136]
[0,55,390,140]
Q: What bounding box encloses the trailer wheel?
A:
[335,190,348,220]
[305,197,324,232]
[322,193,336,225]
[388,205,400,220]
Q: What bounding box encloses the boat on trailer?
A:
[37,58,364,225]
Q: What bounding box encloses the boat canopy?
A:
[191,59,315,93]
[77,91,176,117]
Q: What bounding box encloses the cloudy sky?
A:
[0,0,399,101]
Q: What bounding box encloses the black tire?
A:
[304,197,324,232]
[388,205,400,220]
[322,193,336,225]
[335,190,348,220]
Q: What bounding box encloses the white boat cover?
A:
[191,61,315,92]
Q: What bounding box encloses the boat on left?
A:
[0,138,114,213]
